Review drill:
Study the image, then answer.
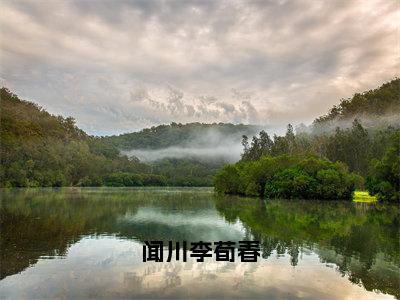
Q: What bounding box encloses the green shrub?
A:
[104,172,144,187]
[214,165,241,194]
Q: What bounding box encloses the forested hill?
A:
[0,88,153,187]
[0,88,121,158]
[314,78,400,125]
[102,122,260,150]
[1,88,87,142]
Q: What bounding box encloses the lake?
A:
[0,187,399,299]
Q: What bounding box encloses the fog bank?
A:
[122,143,243,163]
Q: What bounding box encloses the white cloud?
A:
[0,0,398,135]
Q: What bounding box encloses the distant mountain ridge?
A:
[102,122,261,150]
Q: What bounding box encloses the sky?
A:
[1,0,398,136]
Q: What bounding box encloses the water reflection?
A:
[0,188,398,299]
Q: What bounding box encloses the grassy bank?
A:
[353,191,377,202]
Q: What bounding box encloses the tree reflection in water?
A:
[0,188,399,299]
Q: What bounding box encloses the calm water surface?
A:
[0,187,399,299]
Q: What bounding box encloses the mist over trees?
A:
[102,122,259,150]
[241,120,397,177]
[102,121,261,186]
[220,79,400,201]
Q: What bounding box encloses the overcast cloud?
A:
[0,0,398,135]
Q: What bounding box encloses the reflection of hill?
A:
[0,188,219,279]
[215,196,400,298]
[0,188,141,279]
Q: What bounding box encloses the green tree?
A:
[366,131,400,202]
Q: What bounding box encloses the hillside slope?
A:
[314,78,399,126]
[0,88,149,187]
